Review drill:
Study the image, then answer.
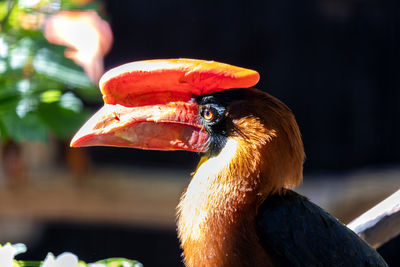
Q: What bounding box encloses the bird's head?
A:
[71,59,305,195]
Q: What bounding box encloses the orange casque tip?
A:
[99,58,260,106]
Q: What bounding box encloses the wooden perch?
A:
[348,189,400,248]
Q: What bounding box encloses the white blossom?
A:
[41,252,80,267]
[0,243,27,267]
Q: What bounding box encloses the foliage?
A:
[0,0,102,143]
[0,243,143,267]
[15,258,143,267]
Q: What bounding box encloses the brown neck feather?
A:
[177,90,305,267]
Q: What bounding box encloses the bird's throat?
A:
[177,138,272,266]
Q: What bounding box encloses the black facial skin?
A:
[197,89,250,157]
[197,88,275,157]
[197,95,227,157]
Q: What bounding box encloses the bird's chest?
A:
[177,176,272,266]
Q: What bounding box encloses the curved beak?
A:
[70,101,209,152]
[70,58,259,153]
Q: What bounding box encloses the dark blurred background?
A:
[101,0,400,172]
[3,0,399,266]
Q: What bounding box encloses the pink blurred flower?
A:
[44,10,113,84]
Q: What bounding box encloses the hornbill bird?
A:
[71,59,388,266]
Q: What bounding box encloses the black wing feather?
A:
[256,190,388,267]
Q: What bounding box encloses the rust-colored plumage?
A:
[177,89,304,266]
[71,59,387,267]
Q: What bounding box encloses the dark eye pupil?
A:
[202,108,214,120]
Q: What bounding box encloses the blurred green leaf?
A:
[1,109,48,142]
[0,3,8,21]
[14,260,42,267]
[37,101,90,139]
[40,89,62,103]
[15,257,143,267]
[91,258,144,267]
[33,47,93,89]
[0,0,103,143]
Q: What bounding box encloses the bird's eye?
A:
[201,107,215,121]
